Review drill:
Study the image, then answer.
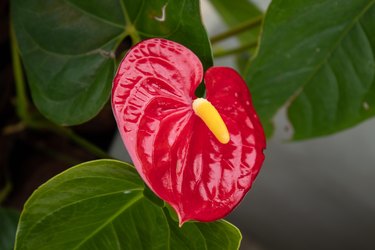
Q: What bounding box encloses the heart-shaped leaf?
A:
[246,0,375,139]
[14,160,242,250]
[11,0,212,125]
[112,38,266,224]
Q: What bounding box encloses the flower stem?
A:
[210,15,263,44]
[213,40,258,58]
[55,126,113,159]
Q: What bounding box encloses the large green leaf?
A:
[246,0,375,139]
[11,0,213,125]
[0,207,20,250]
[15,160,241,250]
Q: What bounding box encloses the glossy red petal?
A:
[112,38,266,224]
[112,38,202,185]
[184,67,266,222]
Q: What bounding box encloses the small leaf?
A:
[0,207,19,250]
[15,159,242,250]
[246,0,375,139]
[11,0,212,125]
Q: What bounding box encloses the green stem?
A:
[57,127,113,159]
[119,0,141,45]
[128,26,141,44]
[210,15,263,44]
[10,22,29,121]
[28,120,113,159]
[213,40,258,58]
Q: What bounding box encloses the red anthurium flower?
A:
[112,38,266,224]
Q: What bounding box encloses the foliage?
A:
[15,160,241,250]
[247,0,375,139]
[3,0,374,249]
[11,0,212,125]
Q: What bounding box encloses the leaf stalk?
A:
[210,15,263,44]
[213,40,258,58]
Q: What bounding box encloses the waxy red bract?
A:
[112,38,265,224]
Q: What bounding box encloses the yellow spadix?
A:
[192,98,230,144]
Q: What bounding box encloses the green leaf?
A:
[194,220,242,250]
[11,0,213,125]
[0,207,20,250]
[246,0,375,139]
[165,208,242,250]
[15,160,241,250]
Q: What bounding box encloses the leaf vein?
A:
[20,188,143,249]
[291,0,375,111]
[71,193,143,250]
[22,23,123,57]
[63,0,125,28]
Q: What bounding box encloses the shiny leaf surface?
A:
[246,0,375,139]
[112,38,266,224]
[0,208,19,250]
[11,0,212,125]
[14,160,241,250]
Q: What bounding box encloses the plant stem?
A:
[210,15,263,44]
[128,26,141,44]
[213,40,258,58]
[10,22,29,121]
[10,23,113,160]
[56,127,113,159]
[25,119,113,159]
[119,0,141,45]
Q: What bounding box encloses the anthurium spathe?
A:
[112,38,266,224]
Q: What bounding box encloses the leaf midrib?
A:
[18,188,143,249]
[71,193,143,250]
[291,0,375,106]
[19,0,127,57]
[22,24,124,57]
[64,0,124,28]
